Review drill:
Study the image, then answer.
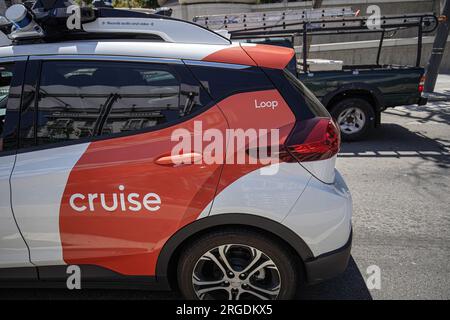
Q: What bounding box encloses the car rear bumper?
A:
[418,96,428,105]
[304,228,352,284]
[282,169,352,257]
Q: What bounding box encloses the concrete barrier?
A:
[167,0,448,73]
[303,36,450,73]
[170,0,441,23]
[170,0,441,44]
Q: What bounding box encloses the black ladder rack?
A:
[225,13,438,72]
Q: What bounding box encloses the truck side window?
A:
[0,64,14,152]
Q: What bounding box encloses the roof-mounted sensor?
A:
[0,0,231,45]
[5,4,44,40]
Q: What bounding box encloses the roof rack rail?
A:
[194,9,437,38]
[226,13,438,39]
[0,0,231,46]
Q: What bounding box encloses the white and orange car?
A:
[0,3,352,300]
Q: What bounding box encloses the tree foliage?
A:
[112,0,159,8]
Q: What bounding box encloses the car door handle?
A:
[155,153,203,166]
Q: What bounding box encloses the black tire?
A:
[177,229,300,300]
[330,98,375,141]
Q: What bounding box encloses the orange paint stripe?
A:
[241,44,296,70]
[202,45,256,66]
[202,44,295,70]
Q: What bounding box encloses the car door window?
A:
[35,60,207,145]
[36,61,104,145]
[98,63,181,135]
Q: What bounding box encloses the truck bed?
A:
[297,65,425,109]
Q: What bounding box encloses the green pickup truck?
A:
[229,13,437,141]
[297,65,426,141]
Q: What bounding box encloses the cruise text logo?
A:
[69,185,161,213]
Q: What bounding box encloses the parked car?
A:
[0,3,352,300]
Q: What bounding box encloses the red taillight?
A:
[418,75,425,93]
[283,118,340,162]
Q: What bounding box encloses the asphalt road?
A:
[1,100,449,300]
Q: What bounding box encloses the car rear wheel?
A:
[330,98,375,141]
[177,229,300,300]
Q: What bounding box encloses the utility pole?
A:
[424,0,449,93]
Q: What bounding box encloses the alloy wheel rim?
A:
[337,107,366,134]
[192,244,281,300]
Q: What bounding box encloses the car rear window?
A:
[186,64,273,101]
[283,69,330,118]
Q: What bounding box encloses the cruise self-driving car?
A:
[0,1,352,300]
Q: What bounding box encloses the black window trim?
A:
[28,55,184,65]
[0,56,28,157]
[0,56,28,63]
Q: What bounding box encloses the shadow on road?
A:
[297,257,372,300]
[0,258,370,300]
[0,287,182,300]
[384,102,450,125]
[339,123,450,167]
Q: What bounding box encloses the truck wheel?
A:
[177,229,300,300]
[330,98,375,141]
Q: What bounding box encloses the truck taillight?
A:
[419,75,425,93]
[282,118,340,162]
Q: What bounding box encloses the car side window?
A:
[35,60,204,146]
[36,61,104,145]
[98,63,181,135]
[0,63,15,152]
